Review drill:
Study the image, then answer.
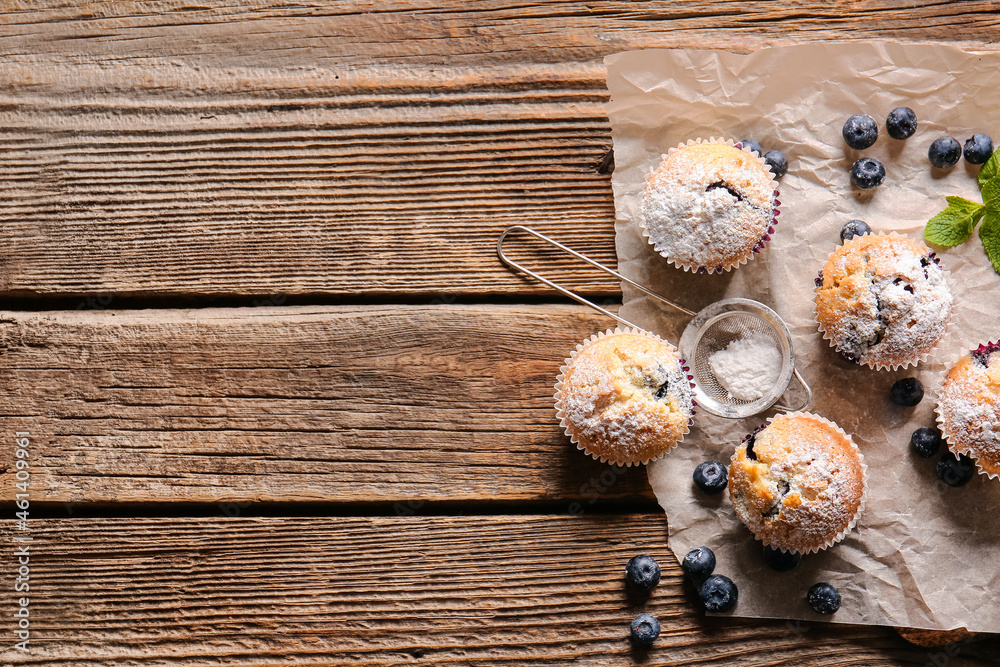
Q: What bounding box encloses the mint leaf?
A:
[924,196,985,246]
[980,208,1000,275]
[982,177,1000,207]
[978,146,1000,189]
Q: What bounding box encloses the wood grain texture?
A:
[5,514,996,666]
[1,1,998,299]
[0,303,670,505]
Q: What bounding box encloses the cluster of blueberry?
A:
[842,111,903,189]
[688,461,843,615]
[681,546,739,613]
[929,133,994,169]
[844,108,995,187]
[738,138,787,179]
[890,378,977,487]
[623,554,662,645]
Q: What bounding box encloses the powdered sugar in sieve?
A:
[678,298,807,418]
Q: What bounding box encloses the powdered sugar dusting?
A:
[729,413,866,553]
[936,346,1000,478]
[555,330,695,466]
[640,140,776,272]
[815,233,953,369]
[708,333,782,401]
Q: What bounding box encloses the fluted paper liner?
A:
[638,136,780,274]
[934,342,1000,481]
[554,327,696,467]
[729,412,868,554]
[607,42,1000,633]
[814,231,954,371]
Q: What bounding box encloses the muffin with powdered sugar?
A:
[728,412,867,554]
[640,138,778,274]
[935,341,1000,480]
[814,232,952,370]
[554,328,696,467]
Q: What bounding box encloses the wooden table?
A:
[2,2,999,664]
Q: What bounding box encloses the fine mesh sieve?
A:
[677,297,803,418]
[497,225,811,419]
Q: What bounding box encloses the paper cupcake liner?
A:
[730,411,868,554]
[553,326,697,467]
[814,231,954,371]
[934,341,1000,481]
[638,136,780,274]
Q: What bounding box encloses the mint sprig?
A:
[924,146,1000,275]
[925,196,984,246]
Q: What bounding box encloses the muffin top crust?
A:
[729,412,866,553]
[815,233,952,369]
[558,331,695,466]
[936,342,1000,477]
[641,141,777,273]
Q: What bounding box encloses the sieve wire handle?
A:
[772,368,813,413]
[496,225,696,328]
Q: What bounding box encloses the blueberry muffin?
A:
[815,233,952,369]
[936,341,1000,479]
[640,138,778,273]
[555,328,695,466]
[728,412,867,553]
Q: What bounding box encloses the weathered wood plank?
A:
[5,514,994,666]
[0,61,619,299]
[3,1,997,67]
[0,304,673,505]
[1,2,998,299]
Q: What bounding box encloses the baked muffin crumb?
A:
[641,139,777,273]
[729,412,866,553]
[815,233,952,369]
[936,342,1000,479]
[556,329,695,466]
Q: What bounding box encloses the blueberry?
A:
[929,136,962,168]
[762,545,801,572]
[681,547,716,583]
[699,574,738,613]
[840,219,871,243]
[910,427,942,458]
[763,150,788,178]
[937,452,976,487]
[890,377,923,407]
[625,554,661,591]
[963,134,994,165]
[850,157,885,189]
[693,460,728,495]
[630,613,660,645]
[739,139,763,156]
[807,582,841,614]
[842,114,878,150]
[886,107,918,140]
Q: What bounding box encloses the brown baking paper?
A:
[607,42,1000,632]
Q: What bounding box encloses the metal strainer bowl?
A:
[679,297,802,419]
[497,225,811,419]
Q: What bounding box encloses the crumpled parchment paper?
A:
[606,42,1000,632]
